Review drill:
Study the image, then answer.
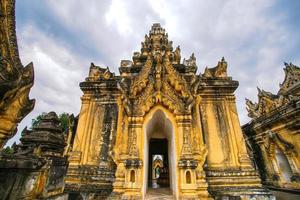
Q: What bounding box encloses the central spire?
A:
[145,23,171,53]
[134,23,180,66]
[149,23,165,34]
[119,23,197,76]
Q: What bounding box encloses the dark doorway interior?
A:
[148,138,170,188]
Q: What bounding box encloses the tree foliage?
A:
[58,113,69,132]
[31,112,47,129]
[31,112,70,133]
[2,146,13,154]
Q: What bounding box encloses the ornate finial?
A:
[215,57,227,77]
[279,62,300,95]
[88,63,114,80]
[203,66,212,77]
[120,60,132,68]
[202,57,228,78]
[173,46,181,64]
[150,23,165,35]
[245,98,260,118]
[152,23,161,28]
[257,87,261,93]
[123,24,179,68]
[183,53,197,67]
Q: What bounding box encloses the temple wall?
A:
[242,63,300,191]
[196,80,264,198]
[65,76,119,197]
[276,129,300,165]
[200,100,226,166]
[243,103,300,190]
[64,24,274,199]
[199,95,253,170]
[69,94,92,166]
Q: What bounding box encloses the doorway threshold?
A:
[145,188,174,200]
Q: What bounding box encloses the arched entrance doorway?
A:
[149,139,169,188]
[143,108,178,198]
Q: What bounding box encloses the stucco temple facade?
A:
[1,1,300,199]
[65,24,273,199]
[243,63,300,192]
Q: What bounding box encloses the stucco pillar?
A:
[68,94,92,166]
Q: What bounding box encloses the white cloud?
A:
[6,24,89,146]
[105,0,133,35]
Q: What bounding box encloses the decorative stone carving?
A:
[68,23,273,199]
[120,60,132,68]
[0,0,35,148]
[183,53,197,67]
[173,45,181,64]
[119,24,195,118]
[279,62,300,95]
[0,112,68,199]
[243,63,300,191]
[203,57,228,78]
[88,63,114,81]
[246,63,300,119]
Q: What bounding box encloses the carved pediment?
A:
[246,63,300,119]
[119,24,195,117]
[130,55,153,96]
[246,88,285,118]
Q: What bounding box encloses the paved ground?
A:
[270,190,300,200]
[145,188,300,200]
[145,188,174,200]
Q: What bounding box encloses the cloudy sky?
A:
[6,0,300,146]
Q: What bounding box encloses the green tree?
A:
[58,113,69,133]
[31,112,47,128]
[31,112,70,133]
[2,146,13,154]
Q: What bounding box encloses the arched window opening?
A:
[186,171,191,184]
[130,170,136,183]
